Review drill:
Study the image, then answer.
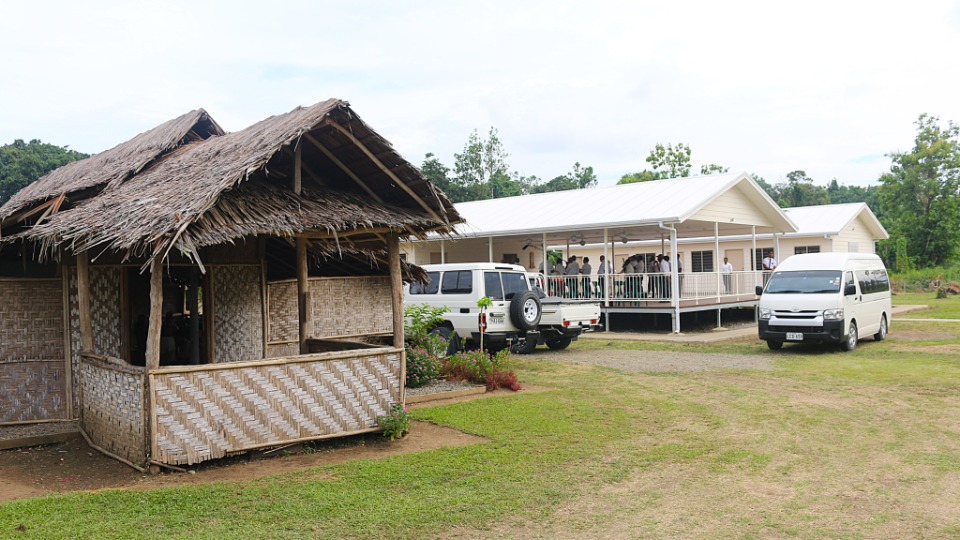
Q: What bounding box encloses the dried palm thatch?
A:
[0,110,223,222]
[0,99,460,270]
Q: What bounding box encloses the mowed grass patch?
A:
[895,291,960,319]
[2,325,960,539]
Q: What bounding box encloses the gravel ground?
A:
[524,348,774,372]
[0,421,78,442]
[405,379,483,398]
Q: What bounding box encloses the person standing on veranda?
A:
[721,256,733,293]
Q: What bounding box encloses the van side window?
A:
[845,271,855,287]
[856,269,890,294]
[409,271,440,295]
[441,270,473,294]
[484,272,504,300]
[502,272,528,299]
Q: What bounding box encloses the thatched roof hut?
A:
[1,98,459,274]
[0,99,461,469]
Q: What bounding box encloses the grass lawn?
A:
[2,315,959,538]
[895,291,960,319]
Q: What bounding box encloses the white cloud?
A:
[2,0,958,188]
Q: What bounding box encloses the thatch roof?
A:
[0,109,223,222]
[1,99,460,270]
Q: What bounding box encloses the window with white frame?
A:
[794,245,821,254]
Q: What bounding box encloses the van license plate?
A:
[786,332,803,341]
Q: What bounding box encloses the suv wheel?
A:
[546,337,572,350]
[509,290,542,331]
[510,336,538,354]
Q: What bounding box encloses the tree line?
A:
[2,114,957,270]
[0,139,88,205]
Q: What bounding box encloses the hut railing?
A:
[148,345,404,466]
[78,352,147,466]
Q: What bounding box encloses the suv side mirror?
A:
[755,285,763,296]
[844,283,857,296]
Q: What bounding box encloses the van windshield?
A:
[765,270,843,294]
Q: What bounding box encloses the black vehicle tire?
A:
[766,340,783,350]
[509,290,542,331]
[841,321,858,352]
[510,336,538,354]
[428,326,460,357]
[874,315,888,341]
[546,337,572,350]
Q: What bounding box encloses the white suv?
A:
[405,263,542,353]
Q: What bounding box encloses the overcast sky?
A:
[3,1,959,188]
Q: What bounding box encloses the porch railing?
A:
[541,271,763,303]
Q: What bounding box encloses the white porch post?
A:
[670,227,680,333]
[715,222,721,302]
[542,232,547,271]
[488,237,493,263]
[440,239,446,264]
[751,225,757,291]
[603,229,610,332]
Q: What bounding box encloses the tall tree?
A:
[877,114,960,267]
[452,127,515,201]
[618,142,726,184]
[781,170,830,207]
[0,139,88,205]
[531,162,597,193]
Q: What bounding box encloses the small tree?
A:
[476,296,492,350]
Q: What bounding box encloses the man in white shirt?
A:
[660,255,672,298]
[762,250,777,285]
[721,256,733,293]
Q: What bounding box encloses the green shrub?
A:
[441,348,518,390]
[404,303,448,346]
[405,340,441,388]
[376,403,411,441]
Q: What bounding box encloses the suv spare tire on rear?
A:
[509,290,542,331]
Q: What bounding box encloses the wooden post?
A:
[144,258,163,371]
[296,236,310,354]
[76,252,93,353]
[387,235,404,349]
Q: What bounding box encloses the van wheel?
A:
[766,340,783,350]
[428,326,460,356]
[509,290,542,331]
[546,337,572,350]
[510,337,538,354]
[874,315,888,341]
[841,321,858,351]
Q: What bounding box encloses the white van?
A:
[756,253,892,351]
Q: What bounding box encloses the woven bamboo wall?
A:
[0,359,67,423]
[0,279,68,423]
[91,267,122,358]
[150,349,402,465]
[265,277,393,358]
[80,355,146,465]
[213,266,264,363]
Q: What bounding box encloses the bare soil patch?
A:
[0,420,486,503]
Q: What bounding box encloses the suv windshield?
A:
[765,270,843,294]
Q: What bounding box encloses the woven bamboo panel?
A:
[91,267,122,358]
[0,280,64,360]
[80,356,146,464]
[68,270,82,413]
[267,342,299,359]
[267,281,298,344]
[212,266,264,363]
[266,277,393,348]
[310,277,392,337]
[151,349,402,465]
[0,359,67,423]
